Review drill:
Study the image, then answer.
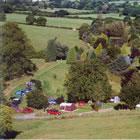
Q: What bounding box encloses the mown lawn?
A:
[13,110,140,139]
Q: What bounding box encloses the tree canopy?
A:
[0,22,36,80]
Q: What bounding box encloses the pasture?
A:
[13,110,140,139]
[18,24,86,51]
[6,13,92,28]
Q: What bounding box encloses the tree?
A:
[0,105,13,137]
[66,48,77,64]
[120,71,140,109]
[26,14,36,25]
[36,16,47,26]
[26,90,48,109]
[0,22,36,80]
[45,38,68,62]
[64,59,112,103]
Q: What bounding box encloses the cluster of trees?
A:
[64,58,112,103]
[45,38,68,62]
[26,14,47,26]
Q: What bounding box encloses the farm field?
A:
[13,110,140,139]
[69,13,125,19]
[6,13,92,28]
[18,24,86,51]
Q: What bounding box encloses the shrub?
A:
[26,14,36,25]
[36,16,47,26]
[66,48,77,64]
[114,103,129,110]
[26,90,48,109]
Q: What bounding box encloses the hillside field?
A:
[6,14,92,28]
[5,59,121,99]
[13,110,140,139]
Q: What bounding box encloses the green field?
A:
[18,24,86,51]
[6,14,92,28]
[69,13,125,19]
[6,60,69,98]
[13,110,140,139]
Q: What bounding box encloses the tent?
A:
[60,103,76,111]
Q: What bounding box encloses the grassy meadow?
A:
[13,110,140,139]
[6,13,92,28]
[19,24,86,51]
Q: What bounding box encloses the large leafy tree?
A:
[0,22,36,80]
[120,71,140,109]
[64,59,112,102]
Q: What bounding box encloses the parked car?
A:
[22,107,34,113]
[47,109,61,115]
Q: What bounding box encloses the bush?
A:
[26,14,36,25]
[26,90,48,109]
[54,10,69,17]
[36,16,47,26]
[114,103,129,110]
[66,48,77,64]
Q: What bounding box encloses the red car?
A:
[47,109,61,115]
[22,107,34,113]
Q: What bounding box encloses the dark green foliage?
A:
[79,23,90,39]
[133,16,140,34]
[64,59,112,102]
[54,10,69,17]
[123,16,132,25]
[45,38,68,62]
[106,46,121,61]
[0,22,36,80]
[36,16,47,26]
[26,14,36,25]
[0,3,13,13]
[0,13,6,21]
[30,79,42,91]
[120,71,140,109]
[66,48,77,64]
[26,90,48,109]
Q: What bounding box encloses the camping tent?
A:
[60,103,76,111]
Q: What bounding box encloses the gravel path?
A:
[14,108,113,120]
